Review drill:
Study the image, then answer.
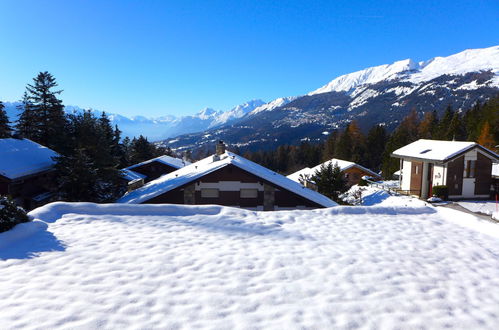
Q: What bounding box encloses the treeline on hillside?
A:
[0,72,174,202]
[243,95,499,178]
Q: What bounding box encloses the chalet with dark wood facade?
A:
[392,139,499,199]
[122,155,190,190]
[287,158,380,188]
[0,138,58,210]
[118,142,336,210]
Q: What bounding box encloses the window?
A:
[464,160,476,178]
[201,188,219,198]
[240,189,258,198]
[415,165,419,175]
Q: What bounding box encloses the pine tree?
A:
[446,111,466,141]
[0,101,12,138]
[55,111,126,202]
[435,105,454,140]
[335,126,353,161]
[24,71,68,152]
[130,135,157,164]
[15,92,38,140]
[54,149,100,202]
[381,109,420,178]
[311,162,347,201]
[365,125,388,171]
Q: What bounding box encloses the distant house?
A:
[287,158,380,188]
[122,155,190,190]
[391,139,499,199]
[0,138,58,209]
[118,142,336,210]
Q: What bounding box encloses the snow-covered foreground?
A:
[1,202,499,329]
[458,200,499,216]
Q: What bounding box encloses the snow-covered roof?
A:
[118,152,337,207]
[391,139,499,162]
[125,155,189,171]
[122,155,190,181]
[0,138,58,180]
[287,158,379,183]
[286,167,312,183]
[122,169,147,182]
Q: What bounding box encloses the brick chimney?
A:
[216,140,226,156]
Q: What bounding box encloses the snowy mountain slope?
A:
[161,45,499,153]
[309,59,419,95]
[310,45,499,95]
[209,99,265,128]
[2,100,265,141]
[249,96,300,115]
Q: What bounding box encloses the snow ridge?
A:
[309,45,499,95]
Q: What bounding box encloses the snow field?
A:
[0,202,499,329]
[457,200,499,216]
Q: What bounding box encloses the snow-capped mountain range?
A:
[2,99,266,141]
[3,46,498,147]
[159,45,499,153]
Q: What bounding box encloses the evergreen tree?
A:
[23,72,68,151]
[0,101,12,138]
[435,105,454,140]
[15,92,38,140]
[130,135,157,164]
[381,109,419,178]
[335,125,353,161]
[446,112,466,141]
[365,125,388,171]
[55,111,126,202]
[54,149,100,202]
[311,162,347,201]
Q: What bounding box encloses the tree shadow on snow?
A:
[0,222,66,260]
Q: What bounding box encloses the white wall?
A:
[401,160,412,191]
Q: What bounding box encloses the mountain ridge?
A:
[159,45,499,153]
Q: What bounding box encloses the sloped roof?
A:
[122,169,147,182]
[125,155,189,171]
[117,151,337,207]
[0,138,58,180]
[122,155,190,181]
[287,158,379,183]
[391,139,499,162]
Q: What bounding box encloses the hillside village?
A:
[2,56,499,327]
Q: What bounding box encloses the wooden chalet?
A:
[287,158,381,188]
[392,139,499,199]
[0,138,58,210]
[122,155,190,190]
[118,142,336,210]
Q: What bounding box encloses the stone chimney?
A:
[216,140,226,156]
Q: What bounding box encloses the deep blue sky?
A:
[0,0,498,117]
